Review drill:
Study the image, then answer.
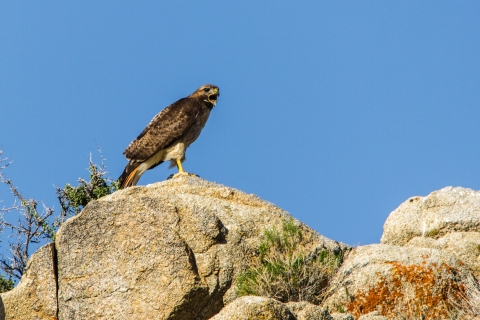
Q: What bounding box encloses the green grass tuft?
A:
[236,218,343,304]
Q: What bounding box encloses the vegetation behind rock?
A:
[0,149,117,285]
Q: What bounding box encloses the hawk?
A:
[118,84,220,188]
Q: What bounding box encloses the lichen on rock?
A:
[323,244,477,319]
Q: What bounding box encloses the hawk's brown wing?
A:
[124,98,201,161]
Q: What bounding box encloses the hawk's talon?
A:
[166,172,199,180]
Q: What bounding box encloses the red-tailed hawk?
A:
[118,84,220,188]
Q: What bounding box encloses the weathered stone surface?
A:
[357,311,388,320]
[330,313,354,320]
[285,301,326,320]
[213,300,352,320]
[286,301,354,320]
[1,243,57,320]
[323,244,476,319]
[406,232,480,278]
[381,187,480,246]
[209,296,295,320]
[56,175,343,320]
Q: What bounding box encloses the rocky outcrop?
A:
[383,187,480,278]
[0,243,57,320]
[319,186,480,319]
[317,187,480,319]
[2,181,480,320]
[323,244,476,319]
[0,176,344,319]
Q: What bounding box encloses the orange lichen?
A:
[346,262,467,319]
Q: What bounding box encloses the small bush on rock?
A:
[56,153,119,217]
[236,218,343,304]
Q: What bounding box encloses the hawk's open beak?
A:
[208,88,219,106]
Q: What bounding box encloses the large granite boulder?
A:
[322,244,477,319]
[0,243,57,320]
[54,175,343,319]
[381,187,480,246]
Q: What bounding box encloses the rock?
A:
[214,300,352,320]
[209,296,295,320]
[357,311,388,320]
[212,299,354,320]
[286,301,339,320]
[0,243,57,320]
[406,232,480,278]
[285,301,323,319]
[211,297,352,320]
[381,187,480,246]
[55,176,343,320]
[323,244,476,319]
[330,313,354,320]
[285,302,353,320]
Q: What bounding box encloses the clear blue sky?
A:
[1,2,479,248]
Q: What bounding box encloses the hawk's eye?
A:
[203,88,209,92]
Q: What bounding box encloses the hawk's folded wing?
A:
[123,98,200,162]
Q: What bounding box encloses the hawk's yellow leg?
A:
[174,159,197,177]
[176,159,186,173]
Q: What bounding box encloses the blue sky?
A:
[0,2,479,250]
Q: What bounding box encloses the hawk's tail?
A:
[118,161,141,189]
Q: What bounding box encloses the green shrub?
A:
[236,218,343,304]
[0,275,14,293]
[56,154,119,217]
[0,149,118,281]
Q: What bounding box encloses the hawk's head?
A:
[190,84,220,106]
